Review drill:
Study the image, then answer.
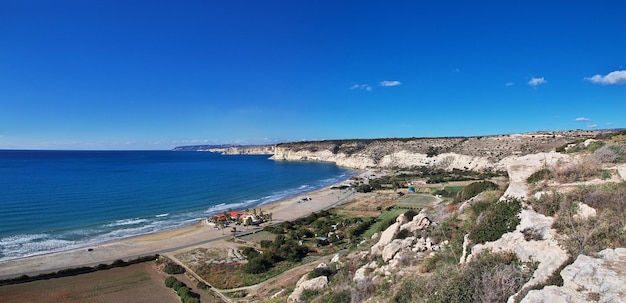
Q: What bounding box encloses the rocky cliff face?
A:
[217,145,275,155]
[271,131,600,170]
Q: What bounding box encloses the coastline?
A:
[0,178,358,279]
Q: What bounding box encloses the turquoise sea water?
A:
[0,150,355,261]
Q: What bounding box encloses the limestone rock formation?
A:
[371,222,400,256]
[288,275,329,303]
[400,213,432,233]
[466,209,569,303]
[521,248,626,303]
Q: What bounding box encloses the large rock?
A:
[573,202,596,220]
[353,261,378,283]
[521,248,626,303]
[371,222,400,256]
[382,237,415,262]
[288,275,329,303]
[400,213,432,232]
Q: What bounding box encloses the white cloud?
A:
[528,77,547,86]
[380,80,402,87]
[587,123,598,128]
[350,84,372,91]
[575,117,590,122]
[585,70,626,85]
[505,82,514,87]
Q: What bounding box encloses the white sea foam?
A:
[156,213,169,217]
[0,234,79,261]
[105,218,148,227]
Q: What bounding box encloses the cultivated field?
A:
[0,262,179,303]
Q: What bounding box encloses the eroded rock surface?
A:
[521,248,626,303]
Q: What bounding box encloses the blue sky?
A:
[1,1,625,150]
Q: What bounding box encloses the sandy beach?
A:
[0,181,356,279]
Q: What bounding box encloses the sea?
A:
[0,150,356,262]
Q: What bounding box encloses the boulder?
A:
[288,276,329,303]
[382,238,414,262]
[396,213,410,225]
[400,214,432,233]
[353,261,377,283]
[521,248,626,303]
[316,262,330,270]
[573,202,596,220]
[371,222,400,256]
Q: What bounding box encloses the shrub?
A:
[394,228,413,240]
[403,209,418,221]
[240,246,260,259]
[177,286,190,298]
[308,266,335,279]
[458,181,499,201]
[469,197,521,244]
[111,259,127,267]
[529,191,562,216]
[163,262,186,275]
[527,168,551,184]
[165,276,177,288]
[521,227,543,241]
[244,255,274,274]
[172,280,184,291]
[595,145,618,163]
[356,184,373,193]
[586,141,605,152]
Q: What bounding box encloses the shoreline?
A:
[0,177,360,279]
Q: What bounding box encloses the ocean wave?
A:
[0,234,79,261]
[105,218,148,227]
[156,213,169,217]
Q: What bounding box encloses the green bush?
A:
[172,280,184,291]
[308,266,335,279]
[403,209,418,221]
[458,181,498,201]
[244,255,274,274]
[527,168,551,184]
[394,228,413,240]
[469,197,521,244]
[177,286,190,297]
[356,184,373,193]
[163,262,185,275]
[240,246,260,259]
[165,276,177,288]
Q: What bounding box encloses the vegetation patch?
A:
[164,276,200,303]
[468,197,522,244]
[551,183,626,256]
[456,181,499,201]
[392,251,535,303]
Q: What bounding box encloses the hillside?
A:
[263,131,626,303]
[175,130,608,170]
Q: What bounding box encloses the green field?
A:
[363,209,406,239]
[398,194,438,208]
